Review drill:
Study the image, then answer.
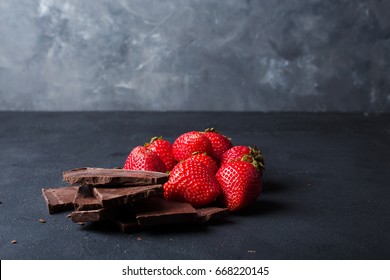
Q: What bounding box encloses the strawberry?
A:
[203,128,233,163]
[184,153,218,174]
[163,160,221,207]
[216,159,262,211]
[123,146,166,172]
[145,136,177,171]
[172,131,213,161]
[220,146,265,174]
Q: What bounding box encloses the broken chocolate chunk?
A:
[42,186,79,214]
[71,208,111,223]
[111,200,228,233]
[93,184,163,208]
[73,185,102,211]
[110,198,198,233]
[112,217,140,233]
[43,167,229,234]
[63,167,169,186]
[196,207,228,223]
[135,198,198,227]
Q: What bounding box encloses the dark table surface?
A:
[0,112,389,260]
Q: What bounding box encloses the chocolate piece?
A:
[111,198,198,233]
[42,186,79,214]
[73,185,102,210]
[113,198,228,233]
[86,200,228,233]
[63,167,168,186]
[112,217,140,233]
[196,207,228,223]
[71,208,111,223]
[93,185,163,208]
[135,198,198,227]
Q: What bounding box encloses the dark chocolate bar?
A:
[93,185,163,208]
[196,207,228,223]
[63,167,169,186]
[73,185,102,210]
[111,217,140,233]
[135,198,198,227]
[112,201,228,233]
[42,186,79,214]
[71,208,111,223]
[111,198,198,233]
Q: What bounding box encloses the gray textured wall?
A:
[0,0,389,111]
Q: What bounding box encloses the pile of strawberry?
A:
[123,128,265,212]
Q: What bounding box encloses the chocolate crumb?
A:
[11,240,17,244]
[136,236,142,241]
[66,214,72,218]
[78,222,85,226]
[39,218,46,223]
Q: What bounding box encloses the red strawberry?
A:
[172,131,213,161]
[145,136,177,171]
[216,160,262,211]
[203,128,233,163]
[163,160,221,207]
[220,146,265,174]
[123,146,166,172]
[184,153,218,174]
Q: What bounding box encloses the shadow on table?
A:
[145,220,231,235]
[235,178,294,217]
[234,199,292,217]
[261,179,294,194]
[81,221,120,233]
[81,219,233,236]
[145,199,292,235]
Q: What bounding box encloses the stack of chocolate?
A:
[41,168,228,233]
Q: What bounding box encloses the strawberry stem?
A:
[145,136,163,147]
[205,127,232,142]
[150,136,163,143]
[204,127,219,133]
[249,146,265,171]
[191,151,208,156]
[240,147,265,173]
[241,154,259,169]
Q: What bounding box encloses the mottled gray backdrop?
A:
[0,0,389,111]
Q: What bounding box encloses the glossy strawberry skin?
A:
[163,161,221,207]
[146,138,177,171]
[123,146,167,173]
[220,146,250,167]
[172,131,213,162]
[216,161,262,211]
[184,153,218,174]
[204,131,233,163]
